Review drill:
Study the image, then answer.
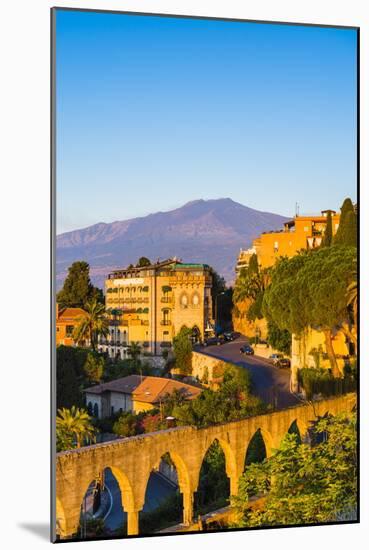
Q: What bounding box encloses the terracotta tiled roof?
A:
[133,376,202,404]
[84,375,202,404]
[84,375,143,395]
[57,307,87,321]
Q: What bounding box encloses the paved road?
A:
[103,469,177,532]
[197,337,300,409]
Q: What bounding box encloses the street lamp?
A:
[214,291,225,335]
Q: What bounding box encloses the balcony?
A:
[160,320,171,326]
[161,297,173,303]
[160,341,172,348]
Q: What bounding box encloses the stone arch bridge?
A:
[56,393,356,539]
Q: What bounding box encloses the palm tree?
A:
[73,299,109,351]
[56,406,96,450]
[127,341,142,363]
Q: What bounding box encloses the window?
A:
[274,241,279,252]
[93,403,99,417]
[111,406,115,415]
[180,293,189,308]
[66,325,74,336]
[192,292,200,306]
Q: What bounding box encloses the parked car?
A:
[223,331,240,342]
[203,336,224,347]
[276,358,291,369]
[240,345,254,355]
[269,353,284,365]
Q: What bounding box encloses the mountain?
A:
[56,198,289,289]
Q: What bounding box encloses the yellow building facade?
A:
[100,258,213,358]
[236,210,340,270]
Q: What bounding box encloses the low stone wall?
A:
[191,351,231,384]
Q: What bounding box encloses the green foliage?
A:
[173,327,193,375]
[57,261,103,309]
[262,246,356,376]
[127,342,142,363]
[334,198,357,247]
[172,366,265,428]
[232,413,357,527]
[246,291,264,321]
[321,210,333,247]
[139,492,183,534]
[298,367,356,400]
[56,406,97,451]
[195,440,230,514]
[102,358,158,382]
[73,298,109,351]
[245,430,267,466]
[136,257,151,267]
[267,320,291,355]
[112,412,137,438]
[84,352,104,384]
[56,345,90,408]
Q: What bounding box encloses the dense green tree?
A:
[56,345,89,408]
[334,198,357,246]
[73,299,109,351]
[172,366,265,428]
[263,247,356,377]
[267,320,292,355]
[84,352,104,384]
[233,255,270,321]
[173,327,193,375]
[57,261,103,308]
[136,257,151,267]
[232,413,357,527]
[321,210,333,247]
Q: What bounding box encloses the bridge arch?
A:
[258,428,277,458]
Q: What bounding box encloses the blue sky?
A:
[55,10,357,234]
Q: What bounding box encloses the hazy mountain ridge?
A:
[56,198,289,288]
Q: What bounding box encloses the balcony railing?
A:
[161,297,173,303]
[160,320,171,326]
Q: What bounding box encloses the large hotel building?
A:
[99,258,214,358]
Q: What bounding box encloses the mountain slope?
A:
[56,198,289,288]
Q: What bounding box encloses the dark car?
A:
[203,336,224,347]
[223,331,240,342]
[240,345,254,355]
[276,358,291,369]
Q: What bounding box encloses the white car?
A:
[269,353,284,365]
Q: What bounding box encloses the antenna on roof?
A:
[295,202,300,217]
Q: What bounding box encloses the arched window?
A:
[180,292,189,308]
[93,403,99,418]
[192,292,200,306]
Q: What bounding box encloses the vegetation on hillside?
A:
[231,412,357,527]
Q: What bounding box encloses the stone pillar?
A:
[229,472,240,498]
[127,509,140,536]
[182,491,194,525]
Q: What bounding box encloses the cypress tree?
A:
[321,210,333,247]
[334,198,354,245]
[248,253,259,275]
[341,211,357,247]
